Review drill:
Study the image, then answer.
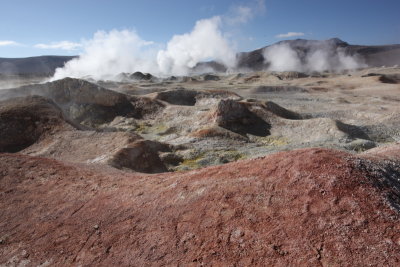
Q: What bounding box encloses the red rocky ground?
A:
[1,146,400,266]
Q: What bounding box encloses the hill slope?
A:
[0,55,75,75]
[1,146,400,265]
[236,38,400,71]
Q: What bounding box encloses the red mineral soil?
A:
[1,146,400,266]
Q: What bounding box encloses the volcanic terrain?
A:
[1,39,400,266]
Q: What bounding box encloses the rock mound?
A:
[129,96,165,119]
[263,101,303,120]
[22,130,170,173]
[190,126,247,140]
[0,96,76,152]
[211,99,271,136]
[1,147,400,265]
[203,74,220,81]
[361,142,400,162]
[378,75,399,84]
[243,74,260,83]
[362,73,400,84]
[110,140,169,173]
[275,71,309,80]
[192,61,227,73]
[274,118,368,144]
[129,71,154,81]
[0,78,137,126]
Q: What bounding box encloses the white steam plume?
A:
[52,30,157,81]
[157,16,236,75]
[52,1,264,80]
[263,41,366,73]
[53,18,236,80]
[263,43,302,72]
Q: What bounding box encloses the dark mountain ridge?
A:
[0,55,76,76]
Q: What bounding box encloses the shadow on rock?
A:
[212,99,271,137]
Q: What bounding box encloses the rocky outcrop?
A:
[0,96,77,152]
[211,99,271,136]
[203,74,220,81]
[0,78,138,126]
[0,78,167,127]
[129,71,153,81]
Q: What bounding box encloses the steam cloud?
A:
[157,17,236,75]
[263,41,366,73]
[52,1,263,80]
[53,18,235,80]
[52,30,158,81]
[51,0,364,81]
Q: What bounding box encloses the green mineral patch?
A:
[175,149,246,171]
[136,122,173,136]
[256,136,289,146]
[152,124,172,135]
[221,150,246,162]
[135,122,151,134]
[176,152,205,171]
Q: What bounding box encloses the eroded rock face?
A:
[0,96,76,152]
[212,99,271,136]
[129,96,165,119]
[0,78,137,126]
[110,140,170,173]
[1,147,399,266]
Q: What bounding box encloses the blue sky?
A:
[1,0,399,57]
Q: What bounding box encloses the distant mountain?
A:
[236,38,400,71]
[1,39,399,76]
[0,55,76,76]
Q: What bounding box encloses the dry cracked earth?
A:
[1,67,400,266]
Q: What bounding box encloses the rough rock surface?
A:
[0,94,170,173]
[130,71,153,81]
[0,96,77,152]
[1,147,400,266]
[211,99,271,136]
[0,78,138,126]
[21,130,169,173]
